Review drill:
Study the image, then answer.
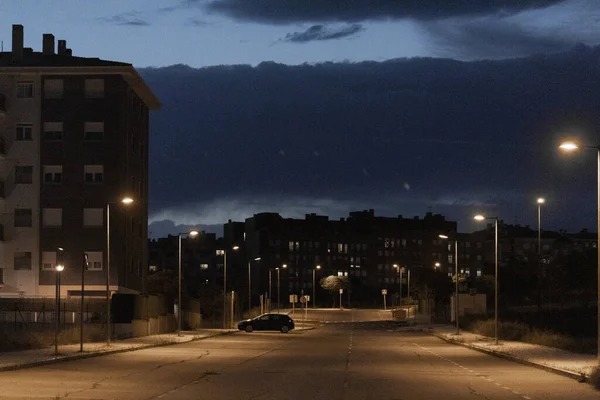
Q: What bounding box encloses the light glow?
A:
[189,230,199,236]
[121,197,134,204]
[232,245,240,250]
[56,264,64,272]
[439,234,448,239]
[558,141,578,151]
[255,257,261,261]
[537,198,545,205]
[316,265,321,269]
[474,214,486,221]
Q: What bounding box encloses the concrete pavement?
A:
[0,309,597,399]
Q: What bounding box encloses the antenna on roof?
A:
[1,41,3,52]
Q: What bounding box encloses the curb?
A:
[426,329,587,383]
[0,330,237,373]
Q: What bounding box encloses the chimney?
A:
[65,48,72,56]
[12,24,24,60]
[42,34,55,55]
[57,40,66,55]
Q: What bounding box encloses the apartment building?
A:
[0,25,160,298]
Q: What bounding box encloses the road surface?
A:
[0,309,596,399]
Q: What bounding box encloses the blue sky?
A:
[1,0,598,67]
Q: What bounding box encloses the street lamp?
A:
[559,140,600,364]
[248,257,261,314]
[393,264,402,304]
[313,265,321,309]
[223,245,239,329]
[177,230,199,336]
[537,198,545,254]
[55,248,64,355]
[276,264,286,313]
[106,196,134,346]
[474,213,499,345]
[439,234,460,335]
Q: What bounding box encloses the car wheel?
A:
[281,325,289,333]
[245,325,253,333]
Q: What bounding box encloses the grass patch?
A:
[465,318,595,354]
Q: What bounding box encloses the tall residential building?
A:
[0,25,160,298]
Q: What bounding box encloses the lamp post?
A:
[223,245,239,329]
[55,248,64,356]
[276,264,286,313]
[268,269,272,311]
[537,198,545,254]
[439,234,460,335]
[248,257,261,314]
[106,197,134,346]
[80,253,88,352]
[393,264,402,305]
[177,230,199,336]
[559,140,600,363]
[313,265,321,308]
[474,213,499,345]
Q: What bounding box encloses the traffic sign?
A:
[381,289,387,295]
[289,294,298,303]
[299,296,307,304]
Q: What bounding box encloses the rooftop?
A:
[0,51,130,68]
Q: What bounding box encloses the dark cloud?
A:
[187,18,211,27]
[200,0,563,24]
[98,12,150,26]
[423,16,578,60]
[283,24,364,43]
[140,45,600,237]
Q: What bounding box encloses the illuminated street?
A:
[0,310,597,399]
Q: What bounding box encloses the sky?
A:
[2,0,600,238]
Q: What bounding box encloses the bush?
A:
[472,319,528,341]
[590,367,600,390]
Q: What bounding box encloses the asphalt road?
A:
[0,310,597,399]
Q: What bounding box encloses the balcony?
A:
[0,94,5,115]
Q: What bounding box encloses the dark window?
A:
[44,172,62,184]
[16,124,33,141]
[84,131,103,141]
[17,82,33,98]
[43,122,63,141]
[14,209,32,227]
[14,166,33,184]
[14,252,32,270]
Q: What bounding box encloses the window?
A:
[43,208,62,227]
[477,255,482,261]
[43,122,63,140]
[216,249,224,256]
[17,81,33,98]
[448,255,453,263]
[14,166,33,184]
[84,122,104,141]
[43,165,62,184]
[84,79,104,98]
[84,165,103,183]
[85,251,103,271]
[14,252,32,270]
[149,265,158,272]
[200,263,209,270]
[83,208,103,226]
[477,242,482,249]
[14,209,32,227]
[16,124,33,141]
[477,269,482,277]
[42,251,57,270]
[44,79,63,99]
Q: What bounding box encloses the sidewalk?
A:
[422,324,596,380]
[0,329,236,372]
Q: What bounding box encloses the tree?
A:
[146,270,178,301]
[320,275,349,307]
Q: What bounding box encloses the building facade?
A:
[0,25,159,298]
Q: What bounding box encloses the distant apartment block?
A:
[0,24,160,297]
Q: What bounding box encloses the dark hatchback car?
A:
[238,313,295,333]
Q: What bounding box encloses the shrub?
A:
[589,367,600,390]
[472,319,528,341]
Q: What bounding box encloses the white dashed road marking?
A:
[412,342,533,400]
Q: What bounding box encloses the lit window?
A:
[43,208,62,227]
[84,165,103,183]
[16,124,33,141]
[85,251,103,271]
[17,81,33,98]
[216,250,225,256]
[338,243,343,253]
[44,79,63,99]
[200,263,209,270]
[149,265,158,272]
[84,122,104,141]
[477,269,482,277]
[337,271,343,277]
[448,255,453,263]
[83,208,103,226]
[43,165,62,184]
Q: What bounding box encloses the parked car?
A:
[238,313,295,333]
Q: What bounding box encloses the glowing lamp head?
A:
[537,198,545,205]
[121,197,134,205]
[255,257,262,261]
[232,245,240,251]
[316,265,321,270]
[189,230,199,237]
[282,264,287,269]
[393,264,399,269]
[56,264,65,272]
[434,262,441,267]
[559,141,578,152]
[474,214,486,221]
[438,234,448,239]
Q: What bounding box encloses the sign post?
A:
[289,294,297,318]
[382,289,388,310]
